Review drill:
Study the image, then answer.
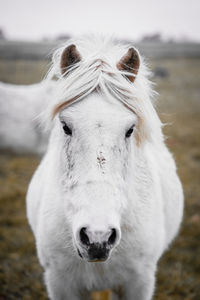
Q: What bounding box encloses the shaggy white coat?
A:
[26,36,184,300]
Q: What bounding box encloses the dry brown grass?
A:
[0,57,199,299]
[0,59,49,85]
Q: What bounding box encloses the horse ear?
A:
[117,48,140,83]
[60,44,81,75]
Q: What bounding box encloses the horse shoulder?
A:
[26,154,49,236]
[156,144,184,248]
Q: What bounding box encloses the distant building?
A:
[55,34,71,41]
[141,33,162,43]
[0,29,5,40]
[42,34,71,42]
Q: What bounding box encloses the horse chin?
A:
[76,247,109,263]
[87,258,108,263]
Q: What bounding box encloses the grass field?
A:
[0,56,200,299]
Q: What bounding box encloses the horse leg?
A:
[111,288,121,300]
[44,268,82,300]
[121,272,155,300]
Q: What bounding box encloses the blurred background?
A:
[0,0,199,299]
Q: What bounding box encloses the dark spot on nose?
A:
[97,151,106,169]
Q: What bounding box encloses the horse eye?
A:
[125,126,135,138]
[62,122,72,136]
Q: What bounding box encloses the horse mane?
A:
[46,35,162,145]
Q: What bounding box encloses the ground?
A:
[0,57,199,299]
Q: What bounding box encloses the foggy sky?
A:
[0,0,199,41]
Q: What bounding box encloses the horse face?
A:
[57,93,138,261]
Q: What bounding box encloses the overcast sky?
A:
[0,0,199,42]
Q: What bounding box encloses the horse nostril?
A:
[108,228,117,245]
[79,227,90,246]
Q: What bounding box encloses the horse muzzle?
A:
[76,227,120,262]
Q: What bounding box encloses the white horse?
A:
[0,80,55,154]
[26,36,184,300]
